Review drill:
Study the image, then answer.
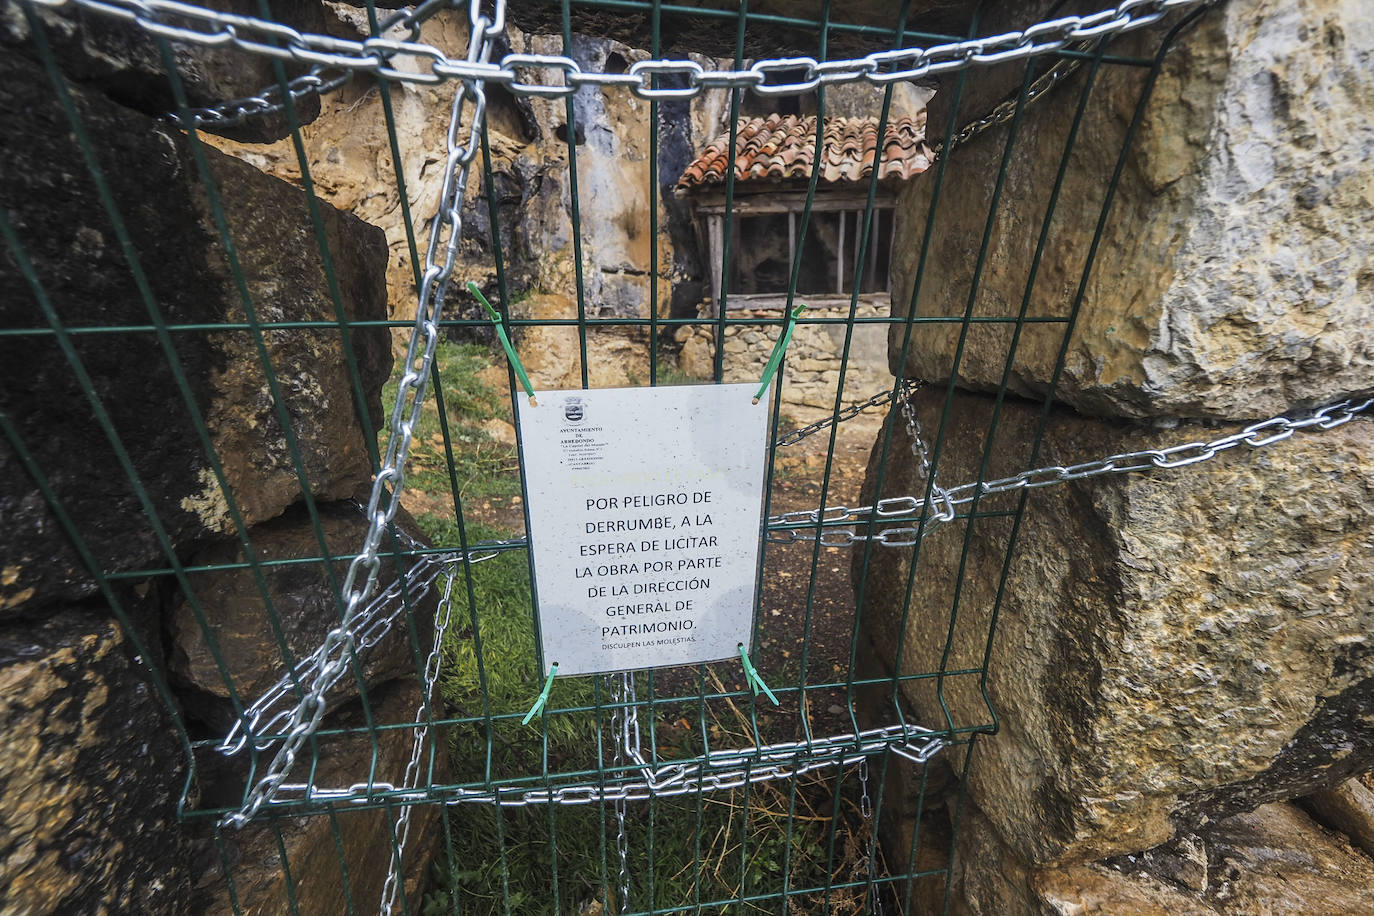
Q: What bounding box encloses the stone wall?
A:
[0,11,442,913]
[678,300,893,412]
[857,0,1374,912]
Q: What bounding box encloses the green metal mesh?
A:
[0,0,1207,912]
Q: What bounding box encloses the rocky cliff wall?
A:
[201,9,727,378]
[0,10,443,911]
[890,0,1374,420]
[202,8,913,404]
[858,0,1374,912]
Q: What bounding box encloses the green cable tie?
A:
[467,281,538,406]
[753,303,807,404]
[522,662,559,725]
[737,643,779,706]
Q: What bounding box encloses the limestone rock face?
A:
[950,794,1374,915]
[0,52,391,611]
[194,678,445,915]
[167,499,437,730]
[1035,803,1374,915]
[857,387,1374,866]
[506,0,977,59]
[0,0,329,141]
[201,13,751,372]
[0,610,190,914]
[889,0,1374,420]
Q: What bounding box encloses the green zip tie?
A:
[737,643,779,706]
[468,281,538,406]
[753,303,807,404]
[522,662,559,725]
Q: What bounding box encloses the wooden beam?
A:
[868,208,879,294]
[708,215,723,317]
[694,189,897,216]
[836,211,845,295]
[788,210,796,272]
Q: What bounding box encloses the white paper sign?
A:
[516,384,769,676]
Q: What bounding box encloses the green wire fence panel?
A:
[0,0,1281,914]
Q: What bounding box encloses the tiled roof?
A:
[676,114,933,192]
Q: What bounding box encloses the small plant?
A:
[655,363,713,387]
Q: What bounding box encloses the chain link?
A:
[857,758,884,916]
[939,1,1216,157]
[774,380,922,448]
[171,0,488,128]
[766,397,1374,548]
[28,0,1207,99]
[169,67,351,130]
[216,502,517,757]
[936,42,1090,158]
[898,390,937,484]
[219,0,505,830]
[610,672,634,914]
[379,563,462,915]
[218,552,441,755]
[262,723,945,809]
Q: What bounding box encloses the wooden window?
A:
[698,192,895,311]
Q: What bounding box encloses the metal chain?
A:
[265,722,944,809]
[166,0,450,129]
[935,43,1089,158]
[938,0,1216,157]
[226,402,1374,819]
[610,672,635,914]
[217,553,444,755]
[766,397,1374,547]
[171,66,352,130]
[774,379,922,448]
[899,388,943,491]
[27,0,1206,98]
[379,563,462,915]
[217,501,516,756]
[857,758,884,916]
[219,0,506,830]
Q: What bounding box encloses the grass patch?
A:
[380,339,521,502]
[418,513,881,916]
[422,514,598,766]
[652,362,714,387]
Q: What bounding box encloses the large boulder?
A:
[167,499,439,731]
[1,0,332,141]
[0,609,190,914]
[857,386,1374,867]
[0,51,391,613]
[889,0,1374,420]
[1301,774,1374,859]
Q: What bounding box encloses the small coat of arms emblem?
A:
[564,397,585,422]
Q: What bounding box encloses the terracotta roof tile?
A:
[676,114,933,191]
